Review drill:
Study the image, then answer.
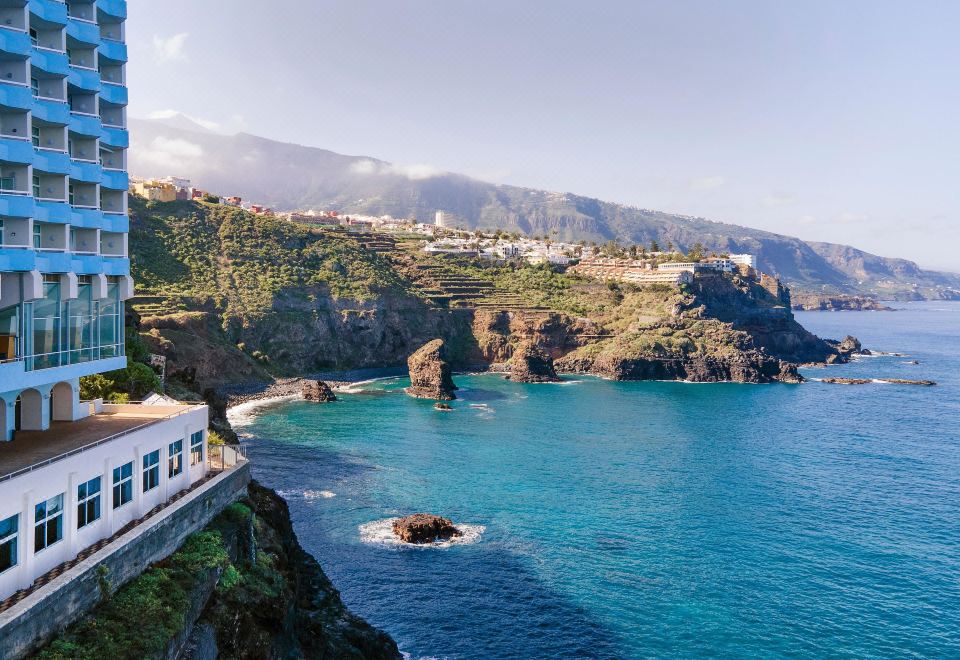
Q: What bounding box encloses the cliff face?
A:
[189,483,402,660]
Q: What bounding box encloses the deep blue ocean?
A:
[233,302,960,659]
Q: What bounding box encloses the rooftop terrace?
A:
[0,404,200,482]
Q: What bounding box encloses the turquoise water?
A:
[235,302,960,659]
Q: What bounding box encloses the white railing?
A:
[70,110,98,117]
[208,443,248,472]
[69,62,97,71]
[0,408,200,484]
[0,188,31,196]
[1,79,28,87]
[35,95,67,103]
[36,146,68,153]
[1,134,29,141]
[34,45,66,54]
[37,197,68,203]
[0,243,31,249]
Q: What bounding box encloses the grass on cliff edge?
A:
[37,503,262,660]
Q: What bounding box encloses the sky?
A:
[128,1,959,271]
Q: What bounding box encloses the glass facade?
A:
[3,275,126,371]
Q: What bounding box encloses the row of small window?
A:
[0,432,203,576]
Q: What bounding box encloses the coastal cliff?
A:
[128,199,846,393]
[38,483,401,660]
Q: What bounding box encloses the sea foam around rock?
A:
[359,518,485,548]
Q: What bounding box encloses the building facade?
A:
[0,0,211,603]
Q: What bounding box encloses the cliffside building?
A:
[0,0,222,607]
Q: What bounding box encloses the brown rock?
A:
[392,514,462,544]
[406,339,458,400]
[822,378,873,385]
[507,343,561,383]
[302,380,337,402]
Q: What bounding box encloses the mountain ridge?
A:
[130,117,959,299]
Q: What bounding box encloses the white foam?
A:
[336,376,402,394]
[227,394,301,430]
[277,488,337,500]
[359,518,485,549]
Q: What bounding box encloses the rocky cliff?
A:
[37,483,401,660]
[128,199,847,392]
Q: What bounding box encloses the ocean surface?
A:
[232,302,960,659]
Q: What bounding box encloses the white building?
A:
[730,254,757,269]
[435,211,445,227]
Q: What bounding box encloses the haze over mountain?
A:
[130,116,959,300]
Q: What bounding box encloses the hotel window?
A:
[142,450,160,492]
[189,431,204,466]
[32,174,40,199]
[31,126,40,148]
[33,223,41,249]
[169,439,183,478]
[76,476,101,529]
[112,461,133,509]
[0,514,18,574]
[34,494,64,552]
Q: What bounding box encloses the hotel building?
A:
[0,0,213,603]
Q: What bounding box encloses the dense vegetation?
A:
[130,198,409,319]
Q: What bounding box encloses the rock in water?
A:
[392,514,463,544]
[302,380,337,402]
[406,339,458,400]
[508,343,561,383]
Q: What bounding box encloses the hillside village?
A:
[130,176,761,294]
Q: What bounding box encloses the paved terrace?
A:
[0,406,197,481]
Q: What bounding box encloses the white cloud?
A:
[134,136,204,172]
[152,33,189,63]
[762,193,797,208]
[690,176,726,191]
[836,212,868,224]
[349,159,444,180]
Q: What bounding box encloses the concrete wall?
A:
[0,461,251,659]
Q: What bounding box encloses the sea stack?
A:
[392,514,462,544]
[507,343,562,383]
[406,339,458,400]
[302,379,337,402]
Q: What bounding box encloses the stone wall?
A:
[0,463,252,659]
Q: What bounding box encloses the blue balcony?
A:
[69,158,101,182]
[68,111,101,136]
[0,29,32,57]
[0,136,35,163]
[96,0,127,20]
[101,256,129,276]
[28,0,68,25]
[0,191,34,217]
[65,18,99,45]
[100,168,127,190]
[68,65,100,91]
[98,39,126,63]
[34,199,72,223]
[34,148,71,174]
[72,253,103,274]
[100,125,127,148]
[0,247,36,271]
[36,249,71,272]
[0,84,34,111]
[70,206,104,228]
[31,47,70,76]
[99,82,127,105]
[100,213,128,233]
[32,97,70,124]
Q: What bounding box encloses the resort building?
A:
[0,0,216,605]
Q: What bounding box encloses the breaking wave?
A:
[227,394,301,430]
